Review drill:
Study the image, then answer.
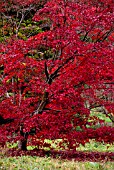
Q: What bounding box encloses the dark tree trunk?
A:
[18,137,28,151]
[18,125,29,150]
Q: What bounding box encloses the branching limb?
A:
[45,56,73,84]
[33,91,49,115]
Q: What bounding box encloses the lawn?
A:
[0,140,114,170]
[0,155,114,170]
[0,156,114,170]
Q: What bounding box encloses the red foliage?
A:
[0,0,114,150]
[5,148,114,162]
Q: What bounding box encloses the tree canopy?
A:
[0,0,114,151]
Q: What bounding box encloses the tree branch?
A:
[32,91,49,115]
[0,115,14,125]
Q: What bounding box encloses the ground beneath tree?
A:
[5,149,114,162]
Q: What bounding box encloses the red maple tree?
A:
[0,0,114,151]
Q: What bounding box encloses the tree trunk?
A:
[18,125,29,150]
[18,137,28,150]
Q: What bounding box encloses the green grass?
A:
[43,139,114,152]
[0,156,114,170]
[1,140,114,170]
[90,109,112,123]
[77,140,114,152]
[7,139,114,152]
